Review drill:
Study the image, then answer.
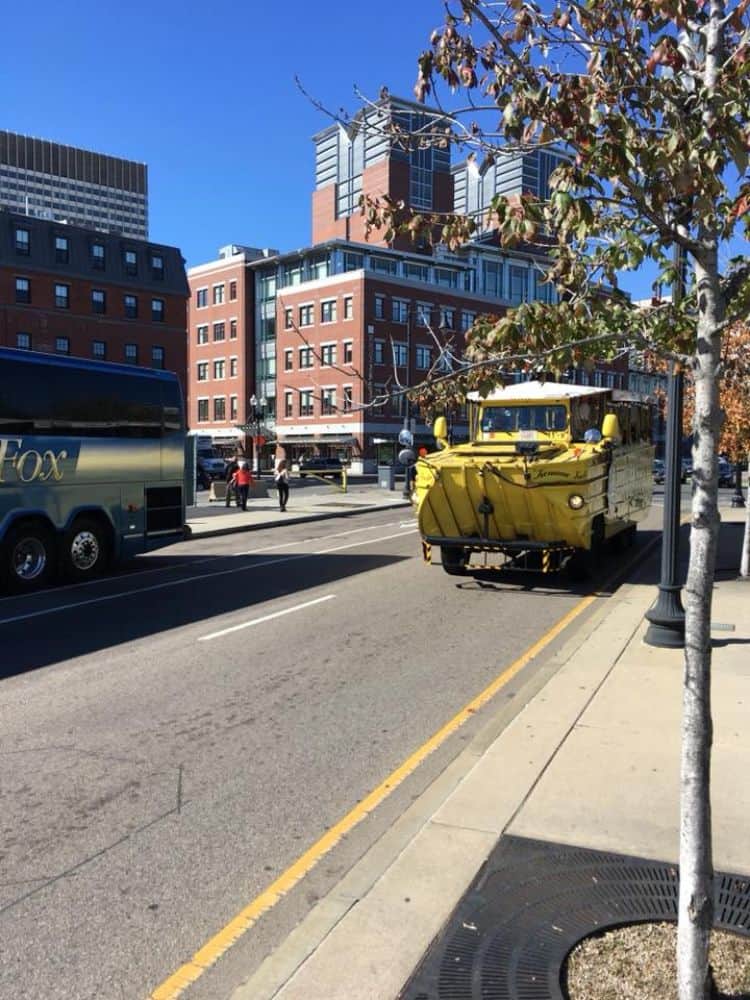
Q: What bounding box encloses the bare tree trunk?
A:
[678,248,723,999]
[741,455,750,578]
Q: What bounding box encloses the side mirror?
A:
[601,413,621,443]
[433,415,449,449]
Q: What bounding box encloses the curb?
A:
[185,500,412,540]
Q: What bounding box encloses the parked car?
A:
[652,459,665,484]
[298,456,344,478]
[681,457,692,482]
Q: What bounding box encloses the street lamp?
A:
[249,394,267,476]
[644,244,686,648]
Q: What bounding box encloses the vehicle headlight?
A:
[568,493,585,510]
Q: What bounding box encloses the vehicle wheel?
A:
[62,517,110,582]
[2,521,57,593]
[441,546,468,576]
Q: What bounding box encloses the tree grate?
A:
[398,836,750,1000]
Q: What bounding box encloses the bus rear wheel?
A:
[441,546,469,576]
[62,517,110,582]
[2,521,57,593]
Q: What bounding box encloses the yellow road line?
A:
[149,585,603,999]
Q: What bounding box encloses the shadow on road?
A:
[0,550,409,679]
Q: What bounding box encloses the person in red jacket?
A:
[231,460,254,511]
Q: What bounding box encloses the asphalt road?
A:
[0,501,703,999]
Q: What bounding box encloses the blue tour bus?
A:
[0,347,186,593]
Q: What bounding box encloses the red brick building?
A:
[1,210,188,390]
[187,94,628,472]
[186,245,277,459]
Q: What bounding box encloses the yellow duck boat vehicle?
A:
[414,380,653,577]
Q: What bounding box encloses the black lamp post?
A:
[249,394,266,476]
[644,244,686,648]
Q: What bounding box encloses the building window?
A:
[229,280,237,301]
[230,318,237,339]
[343,341,353,364]
[343,295,353,320]
[230,395,238,420]
[55,235,69,263]
[392,299,408,323]
[284,349,293,371]
[151,254,164,280]
[16,332,31,350]
[125,343,138,363]
[213,321,225,341]
[509,265,528,305]
[15,277,30,304]
[299,390,313,417]
[299,346,313,368]
[322,388,336,416]
[213,359,225,379]
[343,386,353,412]
[54,283,70,309]
[321,344,336,366]
[416,303,432,327]
[439,306,455,329]
[92,289,106,314]
[124,294,138,319]
[152,346,165,369]
[196,288,208,308]
[285,391,293,418]
[92,340,106,359]
[284,307,293,329]
[197,324,208,344]
[123,249,138,275]
[416,345,431,370]
[90,243,105,270]
[151,298,165,322]
[214,397,226,421]
[15,228,30,255]
[197,362,209,381]
[460,310,476,332]
[230,357,238,377]
[197,399,209,422]
[299,304,313,327]
[374,295,385,320]
[373,340,385,365]
[393,343,408,367]
[55,336,70,354]
[213,283,224,305]
[321,299,337,323]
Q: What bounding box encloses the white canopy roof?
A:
[466,381,606,402]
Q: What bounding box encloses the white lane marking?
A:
[199,594,336,641]
[0,519,403,605]
[236,520,403,556]
[0,527,418,625]
[314,529,417,555]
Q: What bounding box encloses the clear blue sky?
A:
[3,0,716,301]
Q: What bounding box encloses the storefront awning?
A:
[274,435,358,445]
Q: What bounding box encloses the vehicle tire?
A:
[1,521,57,594]
[61,517,110,582]
[565,515,605,581]
[440,545,468,576]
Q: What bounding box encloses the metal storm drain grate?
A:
[399,836,750,1000]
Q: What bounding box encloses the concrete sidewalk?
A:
[186,486,411,539]
[234,509,749,1000]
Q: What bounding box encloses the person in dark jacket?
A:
[225,456,240,507]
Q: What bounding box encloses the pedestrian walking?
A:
[225,455,240,507]
[231,460,254,511]
[274,456,290,512]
